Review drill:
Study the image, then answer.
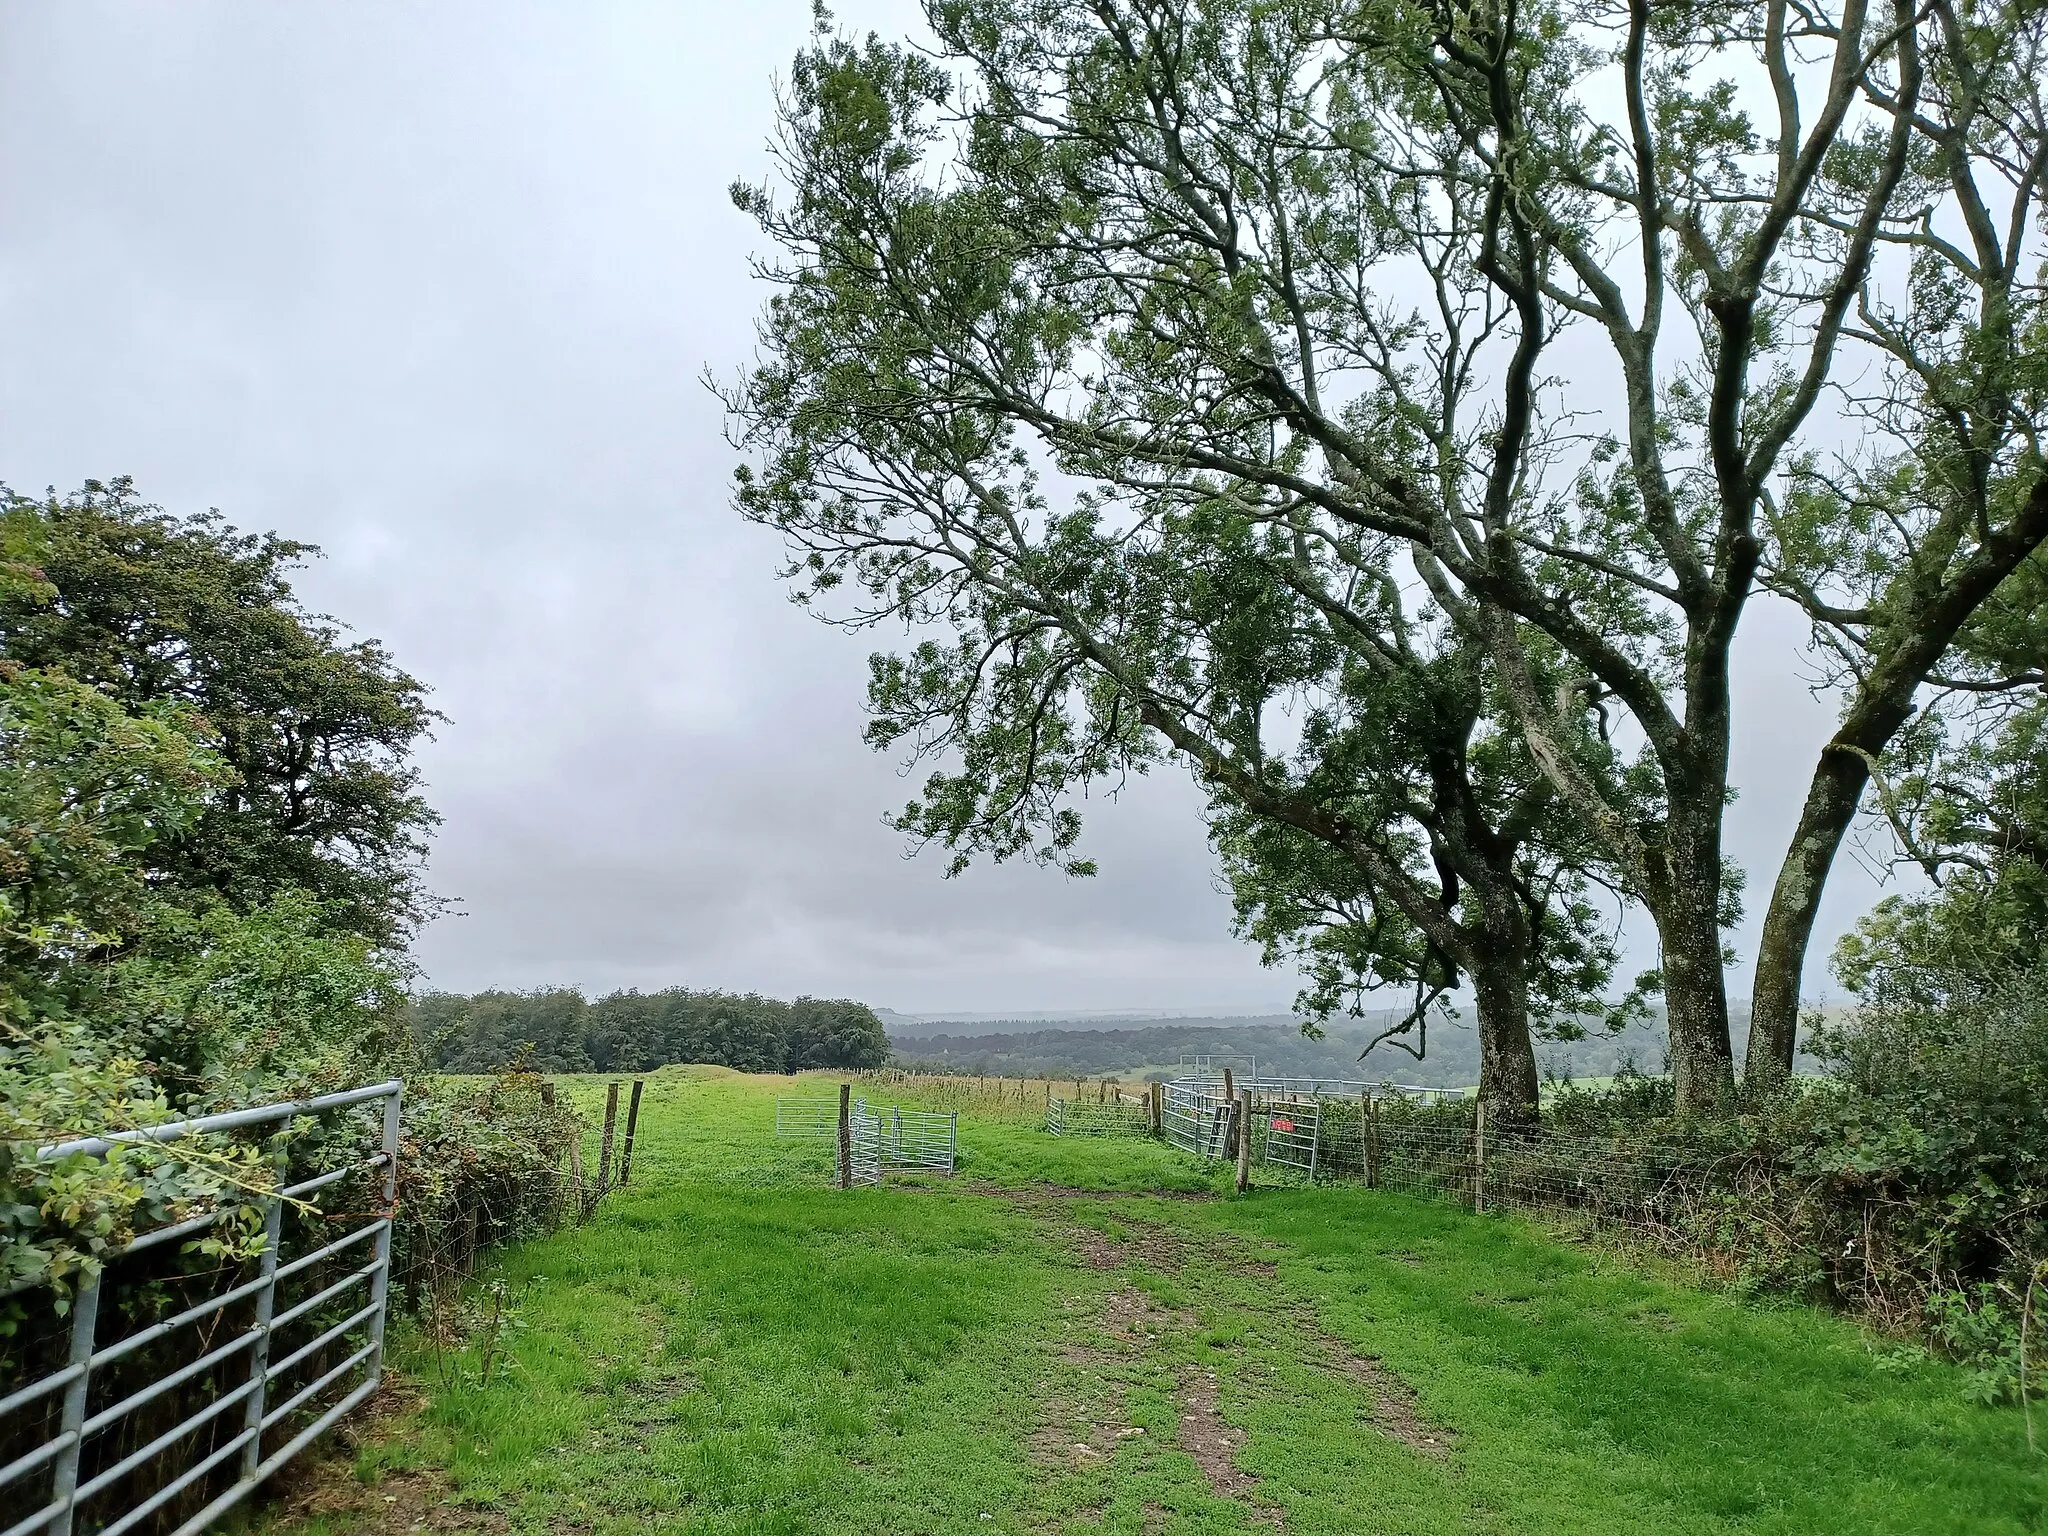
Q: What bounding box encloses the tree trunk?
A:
[1748,747,1868,1082]
[1466,881,1541,1128]
[1470,956,1541,1129]
[1656,887,1736,1114]
[1642,777,1738,1114]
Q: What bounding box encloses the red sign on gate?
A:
[1270,1116,1296,1133]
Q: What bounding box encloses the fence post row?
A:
[6,1079,402,1536]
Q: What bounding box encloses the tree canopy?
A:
[0,479,441,947]
[728,0,2048,1112]
[413,987,891,1076]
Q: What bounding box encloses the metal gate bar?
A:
[0,1080,402,1536]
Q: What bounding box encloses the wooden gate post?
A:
[596,1082,620,1201]
[1362,1092,1381,1189]
[619,1080,645,1185]
[1234,1089,1253,1193]
[1150,1081,1164,1137]
[1221,1069,1237,1157]
[837,1082,852,1190]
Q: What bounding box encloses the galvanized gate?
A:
[1161,1075,1232,1159]
[1258,1095,1322,1178]
[774,1097,839,1137]
[845,1099,884,1187]
[1045,1098,1149,1137]
[0,1080,401,1536]
[873,1105,958,1174]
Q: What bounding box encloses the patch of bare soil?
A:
[1032,1285,1187,1466]
[1327,1351,1452,1459]
[1174,1367,1284,1528]
[1044,1208,1291,1282]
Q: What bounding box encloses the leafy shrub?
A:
[1472,973,2048,1398]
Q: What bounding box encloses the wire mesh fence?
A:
[853,1069,1155,1124]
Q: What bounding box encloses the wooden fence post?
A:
[1234,1089,1253,1193]
[596,1082,620,1203]
[1221,1069,1237,1157]
[837,1082,852,1190]
[1362,1093,1380,1190]
[1150,1081,1164,1137]
[1473,1097,1488,1214]
[619,1080,645,1185]
[539,1081,556,1108]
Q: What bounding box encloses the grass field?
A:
[262,1067,2047,1535]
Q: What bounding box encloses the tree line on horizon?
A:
[412,986,890,1076]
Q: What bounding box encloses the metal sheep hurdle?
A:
[1044,1097,1150,1138]
[777,1095,958,1183]
[774,1097,840,1139]
[0,1080,401,1536]
[1161,1074,1234,1159]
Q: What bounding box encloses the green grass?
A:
[269,1070,2046,1535]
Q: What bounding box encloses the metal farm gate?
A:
[0,1080,401,1536]
[1161,1075,1233,1159]
[874,1105,957,1174]
[1045,1098,1149,1137]
[774,1098,840,1138]
[1256,1093,1322,1178]
[838,1099,957,1184]
[845,1100,884,1187]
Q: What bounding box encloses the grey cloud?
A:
[0,1,1894,1016]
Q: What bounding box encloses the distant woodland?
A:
[414,988,889,1075]
[889,1016,1682,1088]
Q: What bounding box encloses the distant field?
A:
[262,1069,2044,1535]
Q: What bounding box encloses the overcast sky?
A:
[0,2,1898,1015]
